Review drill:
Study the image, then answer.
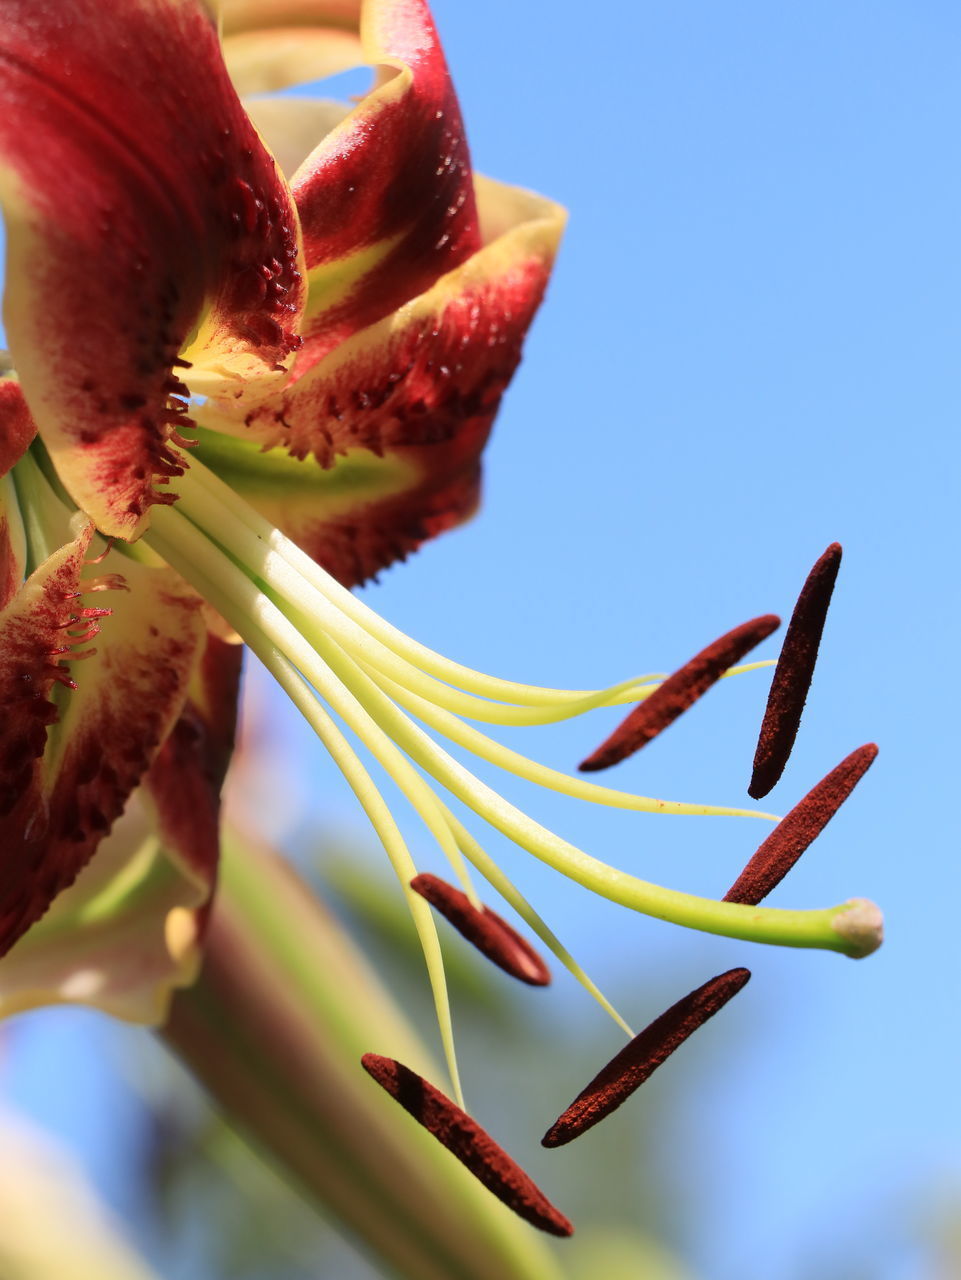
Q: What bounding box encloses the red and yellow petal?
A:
[221,0,364,95]
[197,177,565,582]
[0,535,207,956]
[0,378,33,610]
[0,0,305,538]
[234,0,483,378]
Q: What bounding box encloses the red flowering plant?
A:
[0,0,882,1266]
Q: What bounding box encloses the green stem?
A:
[161,832,564,1280]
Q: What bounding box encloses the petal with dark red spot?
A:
[0,536,206,955]
[197,178,564,582]
[0,0,304,537]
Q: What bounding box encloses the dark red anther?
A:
[725,744,878,906]
[410,874,550,986]
[361,1055,573,1237]
[542,968,751,1148]
[579,616,780,772]
[749,543,843,799]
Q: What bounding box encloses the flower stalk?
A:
[161,828,564,1280]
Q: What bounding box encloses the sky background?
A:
[2,2,959,1278]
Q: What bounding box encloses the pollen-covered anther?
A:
[749,543,843,799]
[410,874,551,986]
[360,1054,573,1236]
[724,744,878,906]
[542,968,751,1148]
[579,615,781,772]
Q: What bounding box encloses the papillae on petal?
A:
[217,0,483,386]
[198,177,565,584]
[0,532,207,956]
[0,628,243,1024]
[0,0,305,537]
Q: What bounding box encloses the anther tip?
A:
[410,873,551,985]
[579,614,780,773]
[541,968,751,1147]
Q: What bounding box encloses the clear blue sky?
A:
[3,3,959,1278]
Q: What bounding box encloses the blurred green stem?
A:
[160,829,563,1280]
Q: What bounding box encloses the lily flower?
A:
[0,0,882,1240]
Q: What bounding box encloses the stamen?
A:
[541,967,751,1148]
[79,572,130,593]
[725,744,878,906]
[749,543,842,798]
[411,873,551,985]
[579,616,780,772]
[84,539,114,566]
[360,1054,573,1237]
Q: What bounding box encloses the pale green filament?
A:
[146,510,635,1041]
[180,459,685,712]
[175,467,766,821]
[143,519,469,1105]
[145,499,874,961]
[441,810,634,1037]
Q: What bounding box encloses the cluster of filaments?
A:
[136,453,807,1088]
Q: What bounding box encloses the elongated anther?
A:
[726,744,878,905]
[749,543,843,798]
[542,968,750,1147]
[579,616,780,772]
[411,873,550,986]
[361,1055,573,1236]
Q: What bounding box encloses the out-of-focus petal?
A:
[0,1107,162,1279]
[0,0,305,537]
[0,630,241,1024]
[198,177,565,583]
[0,375,35,480]
[222,0,364,95]
[0,538,206,955]
[0,805,204,1024]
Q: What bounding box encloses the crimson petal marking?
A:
[142,630,243,899]
[0,0,304,538]
[279,0,481,374]
[198,180,563,581]
[0,538,206,956]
